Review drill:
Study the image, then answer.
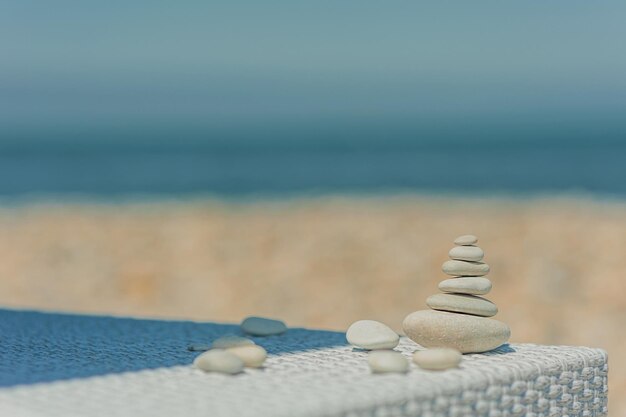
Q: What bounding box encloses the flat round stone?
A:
[346,320,399,350]
[412,348,462,370]
[212,335,255,349]
[368,350,409,373]
[426,293,497,317]
[193,349,245,374]
[438,277,492,295]
[241,316,287,336]
[449,246,484,262]
[454,235,478,245]
[227,345,267,368]
[402,309,510,353]
[442,260,490,277]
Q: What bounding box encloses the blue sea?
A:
[1,135,625,199]
[2,0,626,200]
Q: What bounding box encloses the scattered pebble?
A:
[426,293,497,317]
[453,235,478,246]
[193,349,245,374]
[412,348,462,370]
[438,277,492,295]
[212,335,255,349]
[442,260,490,277]
[448,245,484,262]
[402,310,510,353]
[241,316,287,336]
[227,345,267,368]
[187,344,211,352]
[346,320,399,350]
[368,350,409,373]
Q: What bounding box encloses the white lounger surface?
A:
[0,309,608,417]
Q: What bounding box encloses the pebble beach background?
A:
[0,195,623,414]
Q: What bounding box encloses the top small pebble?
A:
[241,316,287,336]
[454,234,478,246]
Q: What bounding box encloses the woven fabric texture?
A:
[0,309,608,417]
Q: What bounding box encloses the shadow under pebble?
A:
[0,309,348,387]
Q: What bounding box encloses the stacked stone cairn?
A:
[403,235,511,353]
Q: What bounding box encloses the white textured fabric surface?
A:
[0,309,608,417]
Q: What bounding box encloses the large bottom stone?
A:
[402,310,511,353]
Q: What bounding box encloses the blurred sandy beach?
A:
[0,195,623,412]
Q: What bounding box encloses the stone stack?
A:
[430,234,496,317]
[402,235,511,353]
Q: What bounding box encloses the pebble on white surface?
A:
[187,344,211,352]
[240,316,287,336]
[442,260,490,277]
[402,310,510,353]
[346,320,400,350]
[426,293,497,317]
[193,349,245,374]
[412,348,462,371]
[438,277,492,295]
[212,335,255,349]
[227,345,267,368]
[453,235,478,246]
[448,246,484,262]
[368,350,409,373]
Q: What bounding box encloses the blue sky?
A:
[1,1,625,142]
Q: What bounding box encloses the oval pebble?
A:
[193,349,245,374]
[227,345,267,368]
[442,260,490,277]
[241,316,287,336]
[368,350,409,373]
[403,310,510,353]
[426,293,497,317]
[454,235,478,246]
[438,277,492,295]
[346,320,399,350]
[449,246,484,262]
[413,348,462,370]
[212,335,255,349]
